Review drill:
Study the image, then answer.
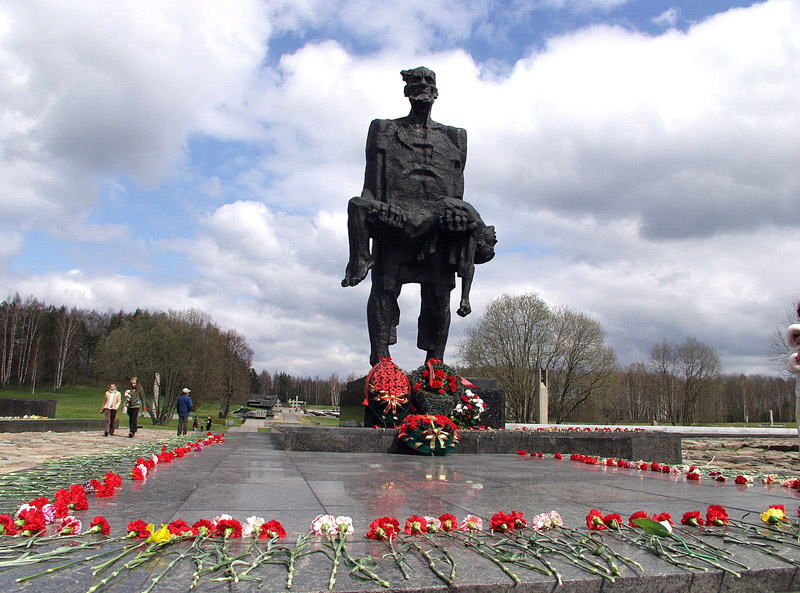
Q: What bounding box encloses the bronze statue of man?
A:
[342,67,496,367]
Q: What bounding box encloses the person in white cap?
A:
[786,317,800,457]
[176,388,194,436]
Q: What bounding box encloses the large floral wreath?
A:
[364,357,411,427]
[407,359,465,416]
[397,414,459,456]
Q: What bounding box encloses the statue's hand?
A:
[439,198,477,232]
[373,202,406,228]
[457,298,471,317]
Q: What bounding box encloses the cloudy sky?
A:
[1,0,798,379]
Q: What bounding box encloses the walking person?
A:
[125,376,147,438]
[100,384,121,436]
[177,388,193,436]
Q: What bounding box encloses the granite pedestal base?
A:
[271,425,682,463]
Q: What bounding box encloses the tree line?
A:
[457,293,794,426]
[0,294,254,422]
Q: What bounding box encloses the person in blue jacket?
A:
[176,388,193,436]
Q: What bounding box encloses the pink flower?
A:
[58,516,82,536]
[459,515,483,532]
[311,514,337,536]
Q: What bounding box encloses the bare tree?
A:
[16,297,45,388]
[218,329,253,418]
[457,293,617,423]
[648,337,721,425]
[0,294,22,389]
[53,306,82,392]
[329,373,343,408]
[457,293,551,423]
[545,307,618,423]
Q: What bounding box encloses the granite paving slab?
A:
[3,433,800,592]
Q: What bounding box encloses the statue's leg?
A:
[342,197,375,287]
[417,283,451,363]
[367,279,401,366]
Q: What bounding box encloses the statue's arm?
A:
[361,119,383,202]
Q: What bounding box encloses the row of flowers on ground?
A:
[514,426,645,432]
[514,448,800,489]
[2,505,799,590]
[0,432,225,537]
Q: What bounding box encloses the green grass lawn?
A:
[0,385,241,430]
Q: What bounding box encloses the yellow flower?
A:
[760,507,788,525]
[147,523,173,543]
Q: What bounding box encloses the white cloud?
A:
[1,0,798,380]
[653,7,681,28]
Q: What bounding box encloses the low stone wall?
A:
[270,425,682,463]
[0,397,56,418]
[0,419,117,433]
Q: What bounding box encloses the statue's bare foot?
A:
[457,299,471,317]
[341,257,374,287]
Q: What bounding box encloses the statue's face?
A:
[404,69,438,104]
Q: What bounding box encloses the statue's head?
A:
[401,67,438,104]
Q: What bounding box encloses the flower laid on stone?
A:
[681,511,705,526]
[761,504,791,526]
[706,504,729,526]
[57,516,81,536]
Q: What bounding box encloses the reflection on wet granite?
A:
[3,433,800,592]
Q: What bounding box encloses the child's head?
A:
[475,225,497,264]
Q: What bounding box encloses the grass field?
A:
[0,385,240,430]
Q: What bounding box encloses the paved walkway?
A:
[3,432,799,592]
[0,428,190,473]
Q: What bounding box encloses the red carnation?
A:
[586,509,606,530]
[192,519,215,536]
[652,512,674,525]
[215,518,242,538]
[603,513,622,530]
[510,511,526,528]
[29,496,50,510]
[0,513,17,536]
[367,516,400,540]
[87,516,111,535]
[706,505,729,526]
[439,513,458,532]
[681,511,704,526]
[404,515,428,535]
[16,507,46,536]
[490,512,514,533]
[628,511,650,528]
[259,520,286,539]
[127,519,151,538]
[167,519,194,536]
[95,482,115,498]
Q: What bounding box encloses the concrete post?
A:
[535,369,548,425]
